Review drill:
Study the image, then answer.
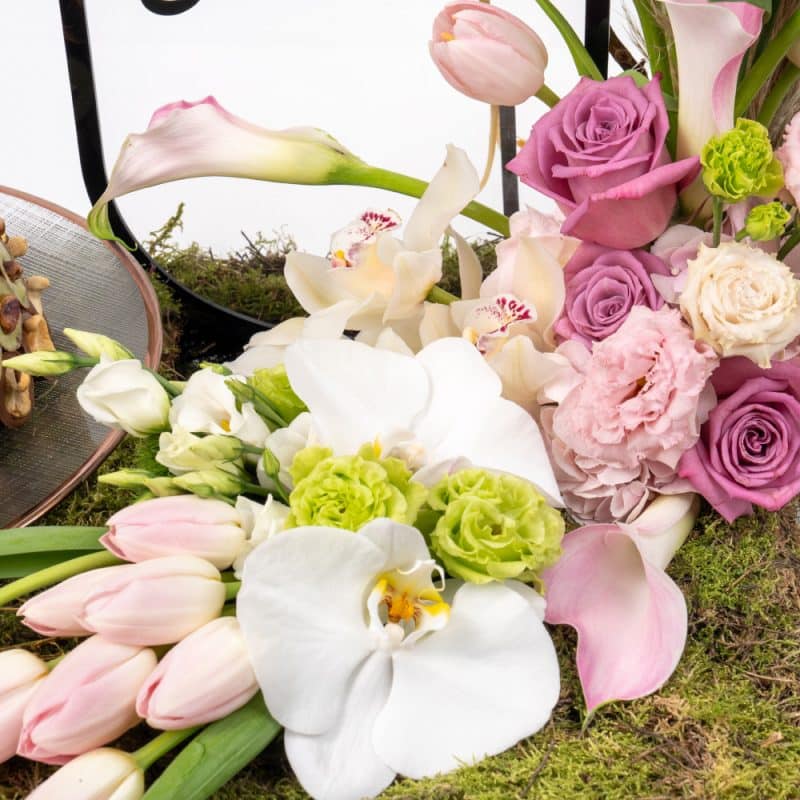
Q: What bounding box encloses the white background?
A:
[3,1,639,254]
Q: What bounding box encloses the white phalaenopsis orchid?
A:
[237,518,560,800]
[283,336,562,504]
[285,145,479,332]
[169,368,268,449]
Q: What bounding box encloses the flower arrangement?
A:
[2,1,800,798]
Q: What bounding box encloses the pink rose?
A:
[508,76,700,249]
[551,307,718,473]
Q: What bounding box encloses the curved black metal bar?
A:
[141,0,202,15]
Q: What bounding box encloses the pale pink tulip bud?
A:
[26,747,144,800]
[136,617,258,729]
[430,2,547,106]
[102,495,247,568]
[78,556,227,645]
[18,636,156,764]
[0,650,48,763]
[18,565,124,637]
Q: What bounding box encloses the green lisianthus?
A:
[421,469,564,585]
[249,364,307,423]
[701,118,784,203]
[286,444,427,530]
[743,202,792,241]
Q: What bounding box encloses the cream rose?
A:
[679,242,800,367]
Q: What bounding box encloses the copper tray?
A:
[0,187,162,528]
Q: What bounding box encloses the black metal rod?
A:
[584,0,611,79]
[499,106,520,217]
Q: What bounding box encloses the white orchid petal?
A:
[356,327,415,356]
[246,317,307,349]
[284,339,430,455]
[384,249,442,322]
[373,582,559,779]
[359,518,432,572]
[403,145,480,252]
[419,302,459,346]
[237,526,384,735]
[450,228,483,300]
[285,652,395,800]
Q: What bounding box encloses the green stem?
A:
[147,369,182,398]
[531,0,604,80]
[735,10,800,119]
[0,550,122,606]
[757,62,800,128]
[712,197,724,247]
[132,727,202,771]
[340,166,510,237]
[224,581,241,601]
[778,227,800,260]
[735,228,748,242]
[535,84,561,108]
[425,285,458,305]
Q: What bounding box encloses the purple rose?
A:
[507,75,699,249]
[553,243,670,347]
[678,357,800,521]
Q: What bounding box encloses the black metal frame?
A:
[59,0,610,358]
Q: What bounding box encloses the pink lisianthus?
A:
[508,75,699,249]
[550,307,719,475]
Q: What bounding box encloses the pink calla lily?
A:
[661,0,763,163]
[543,493,698,715]
[88,96,365,246]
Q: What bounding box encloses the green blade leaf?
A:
[0,527,106,557]
[532,0,604,80]
[142,694,282,800]
[0,550,103,578]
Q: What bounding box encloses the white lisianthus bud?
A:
[77,358,171,436]
[156,427,245,475]
[2,350,92,376]
[63,328,134,360]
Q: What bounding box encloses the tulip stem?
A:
[425,285,459,305]
[757,62,800,129]
[735,9,800,119]
[712,197,723,247]
[133,726,202,770]
[0,550,123,606]
[340,166,510,237]
[535,85,560,108]
[224,581,241,601]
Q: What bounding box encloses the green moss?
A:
[2,240,799,800]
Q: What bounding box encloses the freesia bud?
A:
[77,556,226,645]
[136,617,258,729]
[18,636,156,764]
[77,359,171,437]
[26,748,144,800]
[102,495,246,568]
[98,469,161,489]
[430,2,547,106]
[156,427,245,475]
[63,328,134,360]
[1,350,91,376]
[173,467,248,498]
[0,650,48,763]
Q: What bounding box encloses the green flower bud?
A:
[2,350,96,376]
[249,365,307,424]
[156,428,245,475]
[142,476,184,497]
[98,468,159,488]
[701,118,784,203]
[421,469,564,585]
[173,468,247,498]
[286,443,427,530]
[743,202,792,241]
[63,328,134,360]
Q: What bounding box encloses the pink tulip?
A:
[136,617,258,729]
[0,650,48,763]
[430,2,547,106]
[18,636,156,764]
[102,495,246,568]
[78,556,226,646]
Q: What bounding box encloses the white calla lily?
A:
[283,336,562,504]
[237,519,560,800]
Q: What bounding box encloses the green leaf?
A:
[142,695,282,800]
[0,550,99,579]
[0,527,106,557]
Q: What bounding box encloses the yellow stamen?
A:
[440,31,455,42]
[220,418,231,433]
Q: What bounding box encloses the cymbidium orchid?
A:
[542,493,698,715]
[285,145,479,332]
[282,336,562,504]
[237,518,560,800]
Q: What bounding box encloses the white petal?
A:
[358,518,432,572]
[246,317,307,349]
[356,326,415,356]
[285,652,395,800]
[284,339,430,455]
[450,229,483,300]
[384,248,442,322]
[419,303,459,347]
[237,526,384,735]
[403,145,480,252]
[373,582,559,779]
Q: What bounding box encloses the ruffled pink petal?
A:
[543,524,687,714]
